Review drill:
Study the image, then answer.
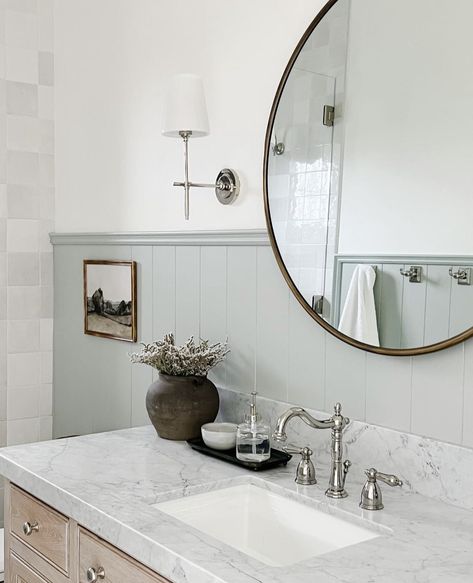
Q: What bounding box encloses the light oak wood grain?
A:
[78,529,171,583]
[10,486,70,575]
[9,553,50,583]
[5,482,170,583]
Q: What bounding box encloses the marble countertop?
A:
[0,426,472,583]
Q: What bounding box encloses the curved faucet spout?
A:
[273,407,335,442]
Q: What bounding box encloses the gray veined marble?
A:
[0,424,472,583]
[218,387,473,511]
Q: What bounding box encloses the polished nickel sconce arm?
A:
[173,131,240,220]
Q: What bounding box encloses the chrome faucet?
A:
[273,403,351,497]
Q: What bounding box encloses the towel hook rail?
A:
[400,266,422,283]
[449,267,471,286]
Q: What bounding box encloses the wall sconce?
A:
[162,74,240,220]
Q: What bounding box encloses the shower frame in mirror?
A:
[263,0,473,356]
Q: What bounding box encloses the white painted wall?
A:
[55,0,324,232]
[338,0,473,255]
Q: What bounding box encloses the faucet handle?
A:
[360,468,402,511]
[373,469,403,488]
[282,445,317,486]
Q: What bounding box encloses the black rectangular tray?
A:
[187,437,292,471]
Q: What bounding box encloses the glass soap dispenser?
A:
[236,391,271,463]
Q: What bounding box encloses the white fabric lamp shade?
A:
[162,74,210,138]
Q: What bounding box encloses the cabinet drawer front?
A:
[9,552,50,583]
[79,529,170,583]
[10,486,70,574]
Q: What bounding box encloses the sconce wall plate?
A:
[215,169,240,205]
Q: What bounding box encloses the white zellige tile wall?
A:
[0,0,55,463]
[52,233,473,451]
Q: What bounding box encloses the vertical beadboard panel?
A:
[288,296,325,410]
[226,247,257,393]
[449,275,473,337]
[153,246,176,338]
[401,264,427,349]
[175,246,200,343]
[255,247,289,401]
[365,354,412,432]
[131,246,153,427]
[378,264,403,349]
[325,331,366,419]
[411,344,464,443]
[200,247,227,388]
[462,340,473,447]
[424,265,451,346]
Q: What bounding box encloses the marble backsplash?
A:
[218,387,473,511]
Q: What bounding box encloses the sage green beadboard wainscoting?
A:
[51,231,473,448]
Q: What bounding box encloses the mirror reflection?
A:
[267,0,473,351]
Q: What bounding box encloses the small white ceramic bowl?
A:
[201,423,238,450]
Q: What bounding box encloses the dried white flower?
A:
[129,333,229,377]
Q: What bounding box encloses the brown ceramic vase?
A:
[145,373,219,440]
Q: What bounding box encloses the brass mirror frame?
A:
[263,0,473,356]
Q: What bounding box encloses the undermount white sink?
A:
[154,483,380,567]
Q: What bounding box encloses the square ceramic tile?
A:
[7,285,40,319]
[0,253,6,286]
[7,319,40,353]
[0,45,5,79]
[7,219,39,251]
[38,51,53,86]
[39,219,53,251]
[6,150,39,184]
[7,114,40,151]
[39,383,52,417]
[6,81,37,116]
[0,219,6,251]
[39,318,52,351]
[38,85,53,119]
[39,153,53,186]
[7,184,40,218]
[7,252,39,285]
[0,185,7,218]
[7,351,40,386]
[40,350,52,383]
[7,385,40,419]
[40,251,52,285]
[40,285,52,317]
[6,0,37,13]
[39,187,54,219]
[5,47,38,83]
[5,10,37,49]
[38,0,53,52]
[7,417,40,446]
[39,414,52,440]
[39,119,53,153]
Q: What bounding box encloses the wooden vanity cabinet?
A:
[4,481,171,583]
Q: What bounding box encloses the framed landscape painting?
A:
[83,260,137,342]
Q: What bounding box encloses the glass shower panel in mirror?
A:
[267,0,350,320]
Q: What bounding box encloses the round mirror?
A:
[264,0,473,355]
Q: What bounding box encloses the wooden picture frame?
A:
[83,260,137,342]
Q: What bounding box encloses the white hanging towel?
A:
[338,264,380,346]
